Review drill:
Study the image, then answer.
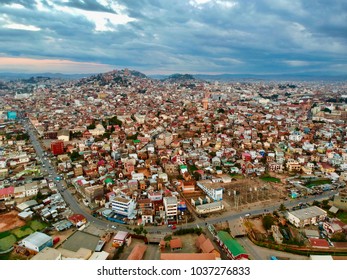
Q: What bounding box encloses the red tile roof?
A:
[127,244,147,260]
[0,186,14,197]
[170,238,182,249]
[309,238,329,248]
[161,253,216,260]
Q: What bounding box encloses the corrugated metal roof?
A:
[217,231,246,257]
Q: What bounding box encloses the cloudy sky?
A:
[0,0,346,75]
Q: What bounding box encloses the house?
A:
[287,161,302,173]
[14,185,26,198]
[268,162,284,173]
[127,244,147,260]
[21,231,53,253]
[333,189,347,211]
[195,234,220,259]
[57,129,70,142]
[170,238,183,251]
[113,231,129,247]
[24,182,39,197]
[0,186,14,201]
[68,214,87,227]
[318,162,335,174]
[286,206,327,228]
[89,124,106,136]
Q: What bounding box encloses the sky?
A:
[0,0,346,75]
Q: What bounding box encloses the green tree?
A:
[87,122,96,130]
[262,215,275,231]
[279,204,287,212]
[330,232,346,242]
[312,200,320,207]
[102,132,111,139]
[69,150,81,162]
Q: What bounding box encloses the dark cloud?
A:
[57,0,117,13]
[0,0,346,74]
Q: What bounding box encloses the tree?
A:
[133,224,147,235]
[262,215,275,231]
[102,132,111,139]
[312,200,320,207]
[323,107,332,114]
[330,232,346,242]
[279,204,287,212]
[69,150,81,162]
[87,122,96,130]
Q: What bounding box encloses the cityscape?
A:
[0,70,347,260]
[0,0,347,262]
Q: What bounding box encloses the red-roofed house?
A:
[196,234,221,259]
[127,244,147,260]
[0,186,14,201]
[170,238,183,251]
[68,214,87,227]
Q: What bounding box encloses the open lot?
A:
[0,211,26,233]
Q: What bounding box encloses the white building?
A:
[196,201,224,214]
[25,182,39,197]
[131,172,144,181]
[111,196,136,219]
[22,232,53,252]
[163,196,177,221]
[197,180,223,201]
[286,206,327,228]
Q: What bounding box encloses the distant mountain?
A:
[149,72,347,82]
[162,73,196,82]
[195,73,347,82]
[0,72,90,81]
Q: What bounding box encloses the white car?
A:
[111,225,117,229]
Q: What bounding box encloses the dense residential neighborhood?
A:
[0,70,347,260]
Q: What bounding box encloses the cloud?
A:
[0,57,115,73]
[0,0,346,74]
[3,22,41,31]
[283,60,312,67]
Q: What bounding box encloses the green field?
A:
[260,175,281,183]
[28,220,48,231]
[305,179,332,188]
[0,234,17,251]
[0,231,11,239]
[12,226,34,239]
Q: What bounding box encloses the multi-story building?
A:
[163,196,177,222]
[197,180,223,201]
[111,196,136,219]
[51,140,64,156]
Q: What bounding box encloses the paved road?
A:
[22,117,338,235]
